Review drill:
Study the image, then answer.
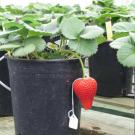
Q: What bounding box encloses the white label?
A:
[69,114,78,130]
[106,21,113,41]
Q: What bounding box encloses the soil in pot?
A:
[7,58,82,135]
[0,52,12,116]
[89,42,126,97]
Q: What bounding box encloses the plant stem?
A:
[7,50,11,57]
[2,22,5,32]
[59,36,63,50]
[73,53,85,78]
[26,55,30,60]
[61,50,85,78]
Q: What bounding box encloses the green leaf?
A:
[85,11,99,18]
[113,22,135,33]
[128,3,135,10]
[110,36,131,49]
[0,43,20,50]
[8,34,21,42]
[38,14,52,23]
[60,17,85,39]
[21,14,42,27]
[20,21,52,37]
[80,26,104,39]
[37,19,60,35]
[96,35,106,45]
[117,44,135,67]
[0,38,8,44]
[113,32,129,40]
[95,13,119,24]
[13,44,35,57]
[3,21,23,30]
[22,14,40,22]
[2,12,20,20]
[129,32,135,45]
[68,39,98,56]
[5,5,24,14]
[23,37,46,52]
[0,29,21,38]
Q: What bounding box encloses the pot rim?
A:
[6,56,84,63]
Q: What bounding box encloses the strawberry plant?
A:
[0,11,104,76]
[78,0,135,45]
[0,17,104,57]
[86,0,132,28]
[110,21,135,67]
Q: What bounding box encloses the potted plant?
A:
[86,0,132,97]
[110,21,135,97]
[0,3,63,117]
[0,6,13,116]
[0,51,12,116]
[0,12,103,135]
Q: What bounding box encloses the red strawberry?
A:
[73,77,97,110]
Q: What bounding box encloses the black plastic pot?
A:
[7,58,82,135]
[123,68,135,96]
[43,36,60,43]
[0,52,12,116]
[89,42,125,97]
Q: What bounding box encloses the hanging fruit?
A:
[73,77,97,110]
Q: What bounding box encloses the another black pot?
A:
[123,68,135,96]
[89,42,125,97]
[0,52,12,116]
[7,58,82,135]
[44,36,60,43]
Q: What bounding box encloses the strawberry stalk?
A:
[73,53,85,78]
[58,49,85,78]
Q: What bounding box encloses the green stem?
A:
[73,53,85,78]
[2,22,5,32]
[7,50,11,57]
[26,55,30,60]
[59,36,63,50]
[61,50,85,78]
[33,52,39,59]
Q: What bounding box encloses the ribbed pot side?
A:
[7,58,82,135]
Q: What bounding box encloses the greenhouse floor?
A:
[0,96,134,135]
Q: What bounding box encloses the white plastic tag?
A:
[105,20,113,41]
[68,84,78,130]
[69,114,78,130]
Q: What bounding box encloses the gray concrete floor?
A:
[81,110,134,135]
[0,92,134,135]
[0,109,134,135]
